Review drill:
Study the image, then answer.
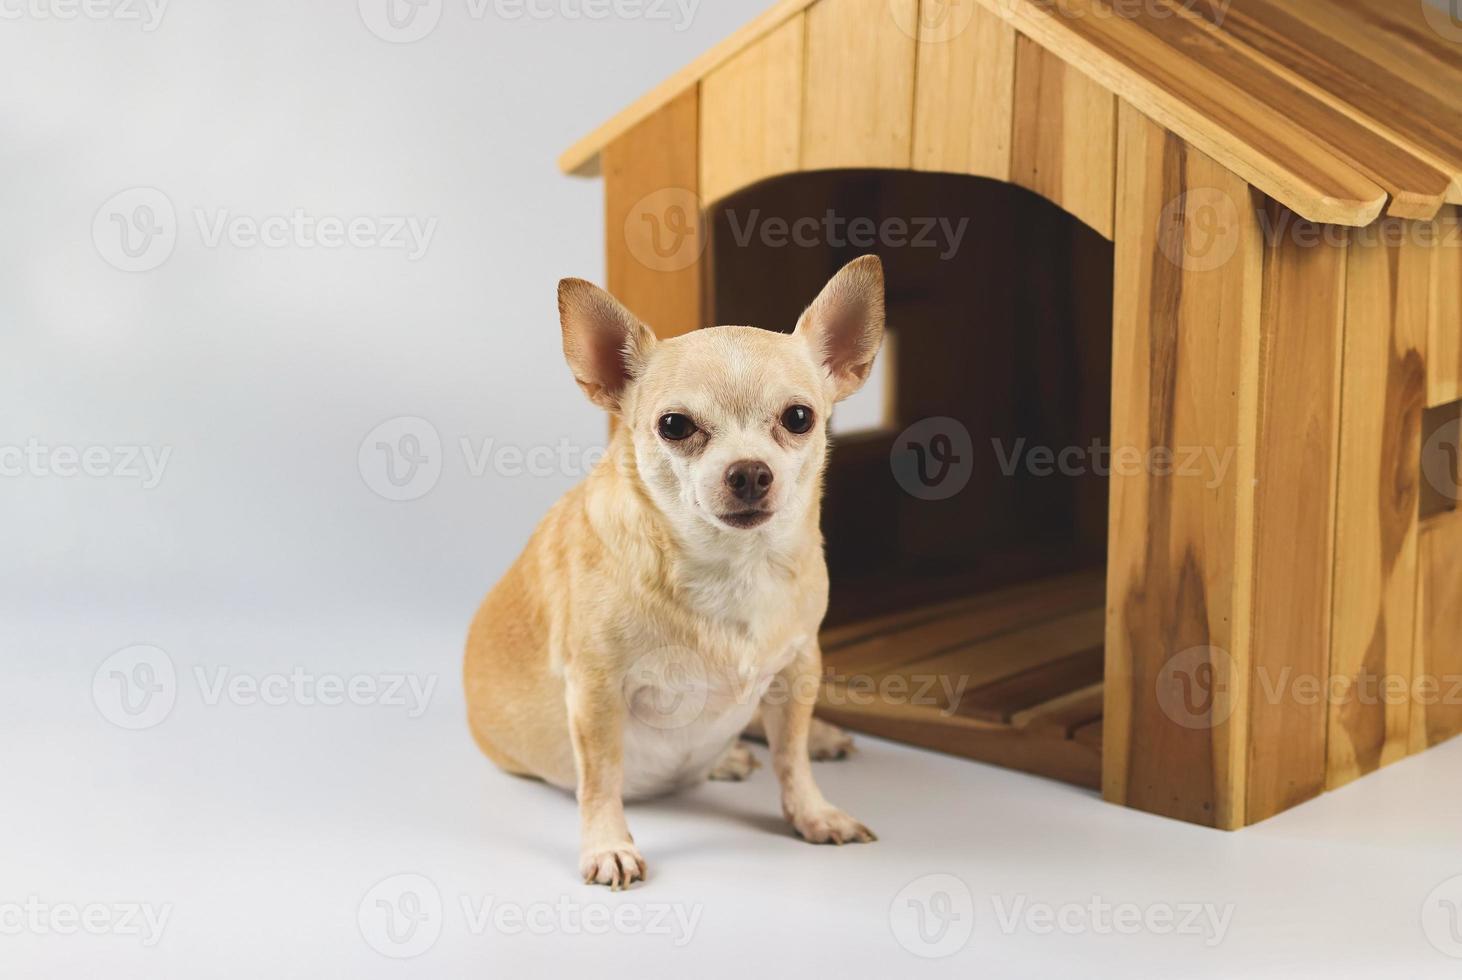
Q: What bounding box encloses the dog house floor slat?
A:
[1071,718,1104,753]
[821,571,1107,675]
[817,570,1106,790]
[950,646,1105,725]
[897,608,1106,696]
[1012,682,1105,737]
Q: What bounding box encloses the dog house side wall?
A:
[594,15,1462,831]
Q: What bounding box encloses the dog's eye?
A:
[657,413,696,441]
[781,405,815,434]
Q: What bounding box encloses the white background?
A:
[4,1,1462,977]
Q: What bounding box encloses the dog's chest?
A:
[619,626,804,800]
[614,538,823,799]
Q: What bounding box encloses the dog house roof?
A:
[558,0,1462,226]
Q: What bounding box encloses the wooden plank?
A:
[950,645,1104,723]
[817,571,1106,789]
[1012,681,1105,736]
[1072,718,1103,751]
[1244,202,1348,825]
[1335,0,1462,110]
[825,606,1105,716]
[822,571,1106,668]
[1413,512,1462,749]
[1181,0,1462,213]
[1070,221,1117,560]
[815,697,1103,789]
[1010,35,1116,239]
[1198,0,1462,209]
[1177,0,1461,211]
[1326,218,1431,789]
[892,608,1105,688]
[969,0,1386,225]
[800,0,918,170]
[1125,1,1450,221]
[563,0,1427,224]
[1430,207,1462,407]
[909,0,1016,182]
[559,0,820,176]
[602,86,706,340]
[1105,103,1262,830]
[699,14,805,205]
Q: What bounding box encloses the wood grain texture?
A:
[819,571,1106,790]
[910,0,1016,181]
[816,698,1104,788]
[905,609,1106,692]
[1199,0,1462,209]
[1105,103,1261,830]
[602,86,706,340]
[1326,218,1431,789]
[1012,681,1105,737]
[699,13,806,206]
[970,0,1386,225]
[1429,207,1462,407]
[821,571,1107,656]
[1244,202,1347,825]
[1323,0,1462,111]
[801,0,918,171]
[1413,512,1462,750]
[1011,35,1117,240]
[564,0,1454,224]
[559,0,820,176]
[1128,0,1450,220]
[1072,717,1103,751]
[954,647,1104,724]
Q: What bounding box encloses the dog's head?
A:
[558,256,885,535]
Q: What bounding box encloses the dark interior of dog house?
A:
[712,170,1114,788]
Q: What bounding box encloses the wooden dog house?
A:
[559,0,1462,830]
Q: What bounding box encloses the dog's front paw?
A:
[808,718,854,760]
[580,842,646,889]
[709,740,759,781]
[788,805,877,845]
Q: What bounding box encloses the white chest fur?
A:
[613,525,822,799]
[619,642,795,800]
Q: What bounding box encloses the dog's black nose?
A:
[725,460,773,502]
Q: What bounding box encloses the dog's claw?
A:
[580,843,647,889]
[789,806,877,846]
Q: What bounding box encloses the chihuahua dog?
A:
[464,256,884,887]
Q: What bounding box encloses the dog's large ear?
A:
[558,278,657,413]
[794,255,886,402]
